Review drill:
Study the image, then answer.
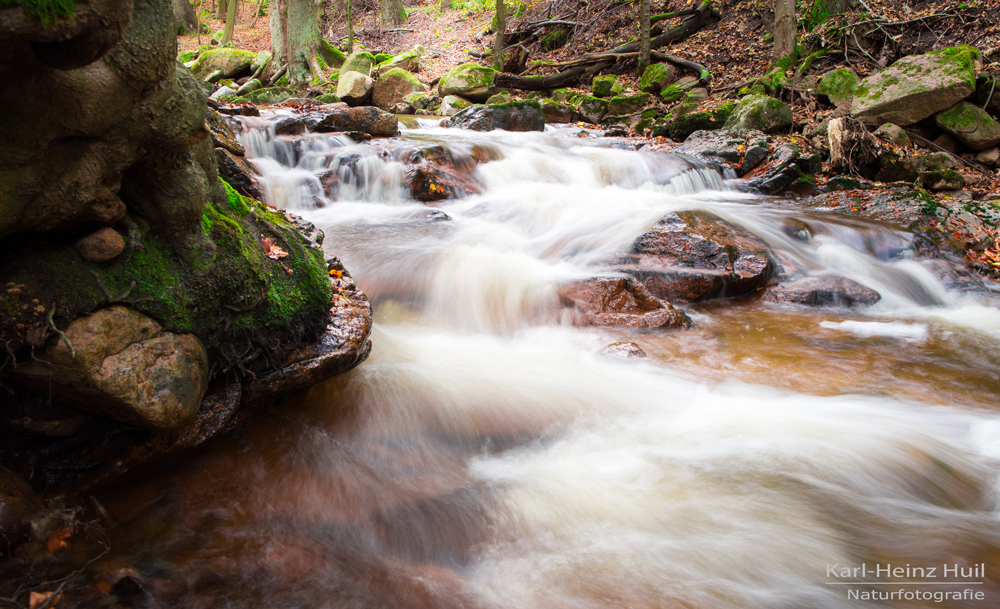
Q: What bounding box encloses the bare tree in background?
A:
[638,0,650,72]
[220,0,238,45]
[271,0,323,83]
[346,0,354,52]
[774,0,795,62]
[494,0,505,70]
[380,0,405,26]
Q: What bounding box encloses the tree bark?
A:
[217,0,227,21]
[346,0,354,53]
[270,0,322,84]
[774,0,795,62]
[638,0,650,73]
[380,0,405,26]
[220,0,238,45]
[494,0,505,70]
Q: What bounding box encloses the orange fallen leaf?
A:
[261,237,288,260]
[329,269,342,278]
[46,526,71,553]
[29,591,61,609]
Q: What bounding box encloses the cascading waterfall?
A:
[99,116,1000,609]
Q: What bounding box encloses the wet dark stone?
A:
[208,109,245,156]
[214,148,262,199]
[446,101,546,132]
[674,129,769,176]
[557,276,692,329]
[762,274,881,307]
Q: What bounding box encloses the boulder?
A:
[762,275,881,307]
[850,45,980,126]
[616,210,775,303]
[934,101,1000,151]
[235,78,262,96]
[372,68,427,111]
[377,45,423,73]
[724,94,792,133]
[340,51,376,77]
[917,169,965,191]
[660,76,699,103]
[976,147,999,166]
[446,101,545,131]
[600,342,648,359]
[673,129,769,176]
[439,63,498,102]
[748,144,805,195]
[540,27,570,51]
[572,94,608,124]
[606,93,650,116]
[404,91,439,110]
[875,152,959,183]
[10,306,209,431]
[214,148,262,199]
[591,75,617,98]
[251,50,272,74]
[874,122,911,148]
[210,85,236,99]
[486,91,511,104]
[667,103,733,142]
[337,71,374,106]
[315,106,399,136]
[557,277,691,329]
[639,63,676,93]
[189,48,256,81]
[817,68,858,107]
[437,95,473,116]
[75,227,126,262]
[538,98,576,123]
[976,78,1000,113]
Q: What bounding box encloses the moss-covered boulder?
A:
[439,63,498,102]
[251,50,272,74]
[376,45,424,73]
[851,45,980,126]
[486,91,511,105]
[337,70,374,106]
[875,151,958,183]
[340,51,376,77]
[724,94,792,133]
[234,86,294,104]
[817,68,858,107]
[934,101,1000,151]
[405,91,439,110]
[437,94,473,116]
[607,93,650,116]
[538,98,575,123]
[591,75,616,98]
[572,94,608,124]
[540,27,570,51]
[372,67,427,111]
[918,169,965,191]
[667,103,734,141]
[190,48,256,81]
[446,100,545,131]
[874,123,911,148]
[639,63,676,93]
[660,76,699,104]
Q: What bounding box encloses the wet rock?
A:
[762,274,881,307]
[538,99,576,123]
[724,94,792,133]
[10,306,208,431]
[674,129,769,176]
[0,466,41,543]
[214,148,262,199]
[446,101,545,132]
[373,68,428,112]
[617,210,775,302]
[10,414,88,438]
[409,165,481,201]
[207,109,245,156]
[558,276,692,329]
[315,107,399,137]
[337,71,374,106]
[600,342,648,359]
[934,101,1000,151]
[439,63,498,102]
[748,144,803,195]
[851,45,979,126]
[75,227,126,262]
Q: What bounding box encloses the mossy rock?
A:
[372,67,427,111]
[238,86,294,104]
[439,63,498,102]
[606,93,650,116]
[178,49,199,64]
[724,94,792,133]
[189,48,256,81]
[639,63,675,94]
[817,68,858,107]
[319,41,346,69]
[340,51,376,77]
[667,104,733,141]
[874,123,911,148]
[660,76,699,104]
[486,91,511,105]
[540,27,570,51]
[591,75,616,98]
[538,98,575,123]
[0,178,333,376]
[314,93,341,104]
[571,94,608,124]
[934,101,1000,151]
[851,45,980,126]
[376,45,424,73]
[251,50,272,74]
[917,169,965,191]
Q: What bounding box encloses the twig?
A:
[46,304,74,358]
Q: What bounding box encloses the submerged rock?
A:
[558,276,692,329]
[446,101,545,132]
[600,342,649,359]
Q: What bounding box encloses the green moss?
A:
[0,0,76,25]
[219,177,251,216]
[591,75,616,98]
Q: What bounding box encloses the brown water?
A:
[95,119,1000,609]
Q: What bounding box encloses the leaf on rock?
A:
[261,237,288,260]
[46,526,71,553]
[29,591,61,609]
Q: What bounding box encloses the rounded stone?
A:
[75,227,126,262]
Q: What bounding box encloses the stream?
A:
[99,117,1000,609]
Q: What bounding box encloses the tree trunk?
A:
[638,0,650,73]
[379,0,404,26]
[774,0,795,63]
[220,0,238,46]
[173,0,199,34]
[270,0,322,84]
[217,0,227,21]
[440,0,451,9]
[347,0,354,52]
[493,0,505,70]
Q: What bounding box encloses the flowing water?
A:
[99,116,1000,608]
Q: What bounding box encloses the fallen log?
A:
[495,0,717,90]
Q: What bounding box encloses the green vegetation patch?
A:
[1,0,76,25]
